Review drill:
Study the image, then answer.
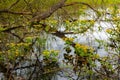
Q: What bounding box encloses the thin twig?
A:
[8,0,20,9]
[8,32,24,42]
[63,2,99,14]
[2,25,24,32]
[0,9,32,15]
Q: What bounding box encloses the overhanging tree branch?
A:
[2,25,24,32]
[63,2,99,14]
[0,9,32,15]
[31,0,67,22]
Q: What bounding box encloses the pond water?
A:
[44,10,117,80]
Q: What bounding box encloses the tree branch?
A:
[63,2,99,14]
[2,25,24,32]
[8,0,20,9]
[8,32,24,42]
[0,9,32,15]
[14,64,37,70]
[31,0,67,22]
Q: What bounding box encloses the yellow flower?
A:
[68,38,74,42]
[113,17,118,20]
[50,50,59,56]
[83,47,87,53]
[82,45,88,53]
[102,57,108,61]
[90,20,95,24]
[51,49,59,53]
[26,36,33,39]
[65,20,70,24]
[75,43,90,53]
[17,43,23,46]
[10,43,16,47]
[89,47,94,53]
[43,50,50,57]
[49,20,57,24]
[63,38,68,41]
[94,54,100,59]
[115,28,120,33]
[15,50,19,56]
[24,43,29,46]
[106,28,112,33]
[75,43,81,48]
[78,19,82,22]
[63,37,74,42]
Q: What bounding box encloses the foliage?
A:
[43,49,59,61]
[0,0,120,80]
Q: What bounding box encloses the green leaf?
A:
[45,26,50,32]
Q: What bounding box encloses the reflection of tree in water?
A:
[1,56,60,80]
